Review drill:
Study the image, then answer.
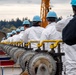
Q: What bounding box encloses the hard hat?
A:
[46,11,57,18]
[10,32,13,36]
[7,35,10,38]
[33,15,41,22]
[6,33,9,38]
[7,33,11,38]
[12,30,16,34]
[20,27,24,31]
[23,20,30,25]
[71,0,76,5]
[7,33,10,36]
[16,28,21,32]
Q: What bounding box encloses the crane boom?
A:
[40,0,51,28]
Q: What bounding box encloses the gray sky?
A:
[0,0,70,4]
[0,0,73,20]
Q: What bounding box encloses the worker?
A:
[1,33,10,43]
[40,11,61,51]
[20,27,24,31]
[18,27,24,39]
[5,32,13,42]
[56,0,76,75]
[40,11,65,75]
[6,30,17,42]
[11,20,30,43]
[18,27,24,36]
[16,28,21,34]
[23,20,30,30]
[12,30,16,36]
[19,20,30,41]
[12,28,21,42]
[62,2,76,45]
[22,15,44,50]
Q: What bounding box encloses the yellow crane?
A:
[40,0,51,28]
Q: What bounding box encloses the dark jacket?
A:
[62,16,76,45]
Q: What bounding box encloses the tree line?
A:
[0,18,31,32]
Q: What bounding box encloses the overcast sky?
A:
[0,0,70,4]
[0,0,73,20]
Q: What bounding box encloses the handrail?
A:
[0,40,63,49]
[25,41,40,47]
[37,40,63,49]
